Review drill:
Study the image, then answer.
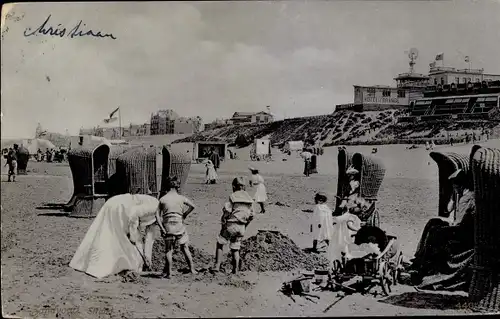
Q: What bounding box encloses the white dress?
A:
[327,212,362,265]
[205,161,218,182]
[69,194,159,279]
[251,174,267,203]
[313,203,334,242]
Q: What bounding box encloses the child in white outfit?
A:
[249,167,267,213]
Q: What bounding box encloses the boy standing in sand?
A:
[156,176,197,278]
[212,177,255,274]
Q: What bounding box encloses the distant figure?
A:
[310,153,318,174]
[301,148,313,177]
[5,147,17,182]
[205,159,218,184]
[46,149,52,162]
[249,167,267,214]
[209,148,220,172]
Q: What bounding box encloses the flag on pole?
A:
[109,107,120,118]
[435,53,444,61]
[103,107,120,123]
[103,118,117,124]
[465,56,470,63]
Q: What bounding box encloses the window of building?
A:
[434,78,438,85]
[382,90,391,97]
[367,88,376,96]
[456,77,460,84]
[441,78,445,85]
[397,90,406,98]
[463,77,467,83]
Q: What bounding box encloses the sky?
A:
[1,0,500,138]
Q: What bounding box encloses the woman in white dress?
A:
[249,167,267,213]
[205,159,218,184]
[69,194,159,279]
[328,166,367,265]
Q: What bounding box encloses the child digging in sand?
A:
[212,177,255,274]
[156,176,197,278]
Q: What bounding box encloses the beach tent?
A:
[108,139,129,145]
[284,141,304,152]
[68,135,112,149]
[23,138,56,154]
[255,139,271,156]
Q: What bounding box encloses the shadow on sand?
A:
[379,291,470,310]
[36,203,70,216]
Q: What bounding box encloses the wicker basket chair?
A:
[335,147,354,214]
[159,146,192,198]
[16,146,30,175]
[429,151,471,218]
[468,146,500,313]
[351,152,386,228]
[108,145,134,178]
[114,146,158,196]
[65,143,110,218]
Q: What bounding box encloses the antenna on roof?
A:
[408,48,419,73]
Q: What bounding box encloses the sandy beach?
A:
[2,140,498,318]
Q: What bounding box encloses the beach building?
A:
[231,111,274,125]
[335,49,500,114]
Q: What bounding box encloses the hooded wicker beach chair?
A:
[108,145,134,178]
[429,151,472,218]
[159,146,192,198]
[335,148,385,227]
[113,146,191,198]
[16,145,30,175]
[335,147,353,213]
[65,143,110,218]
[115,147,158,196]
[468,146,500,313]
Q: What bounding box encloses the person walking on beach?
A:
[249,167,267,214]
[212,177,255,274]
[156,176,197,278]
[5,147,17,182]
[301,148,313,177]
[209,148,220,172]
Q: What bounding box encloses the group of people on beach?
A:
[308,154,477,291]
[70,163,268,279]
[309,165,380,265]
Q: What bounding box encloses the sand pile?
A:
[151,241,213,272]
[221,230,329,272]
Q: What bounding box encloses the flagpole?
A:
[119,107,122,139]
